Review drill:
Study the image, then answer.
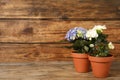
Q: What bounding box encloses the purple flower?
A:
[65,27,87,41]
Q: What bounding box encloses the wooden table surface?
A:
[0,61,119,80]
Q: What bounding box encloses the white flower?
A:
[108,42,115,49]
[86,29,98,40]
[89,44,94,47]
[93,25,106,32]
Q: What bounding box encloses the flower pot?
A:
[71,53,90,73]
[89,55,113,78]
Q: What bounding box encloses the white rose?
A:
[86,29,98,40]
[89,44,94,47]
[93,25,106,32]
[108,42,115,49]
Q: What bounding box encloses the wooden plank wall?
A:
[0,0,120,62]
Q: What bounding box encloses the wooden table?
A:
[0,61,119,80]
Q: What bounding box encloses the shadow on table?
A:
[109,61,120,77]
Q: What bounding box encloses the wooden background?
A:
[0,0,120,62]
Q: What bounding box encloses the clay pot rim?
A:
[88,55,114,63]
[71,53,88,59]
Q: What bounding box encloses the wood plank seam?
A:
[0,18,120,21]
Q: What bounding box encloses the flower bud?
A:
[108,42,114,49]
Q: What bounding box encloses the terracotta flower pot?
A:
[89,55,113,78]
[71,53,90,73]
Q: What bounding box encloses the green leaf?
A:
[84,46,89,52]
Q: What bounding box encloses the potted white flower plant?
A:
[86,25,114,78]
[65,27,90,73]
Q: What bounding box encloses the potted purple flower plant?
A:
[65,27,90,73]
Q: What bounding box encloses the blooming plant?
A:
[86,25,115,57]
[65,27,89,53]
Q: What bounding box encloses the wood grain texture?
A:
[0,43,72,62]
[0,0,120,62]
[0,20,120,43]
[0,61,119,80]
[0,0,120,19]
[0,43,119,62]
